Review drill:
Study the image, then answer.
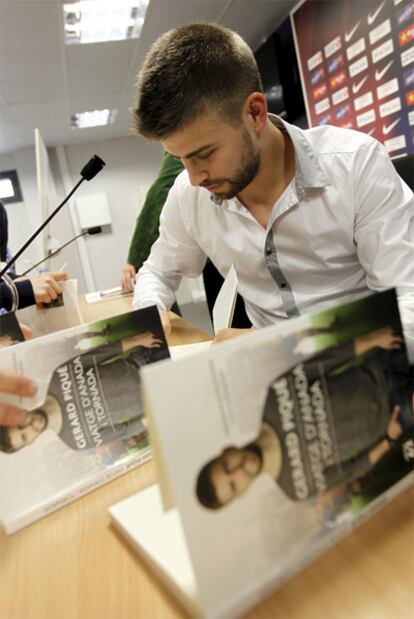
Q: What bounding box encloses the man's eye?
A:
[197,151,213,160]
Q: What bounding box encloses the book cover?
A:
[169,263,238,361]
[0,305,169,534]
[111,289,414,619]
[16,278,83,336]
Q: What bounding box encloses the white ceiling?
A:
[0,0,297,155]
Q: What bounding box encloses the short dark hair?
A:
[0,409,48,454]
[133,22,263,139]
[0,427,14,453]
[196,459,223,510]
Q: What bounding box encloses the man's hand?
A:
[213,327,255,344]
[355,326,403,355]
[160,310,172,337]
[122,331,163,351]
[28,271,68,304]
[0,369,37,426]
[20,323,33,340]
[121,263,136,293]
[387,405,403,441]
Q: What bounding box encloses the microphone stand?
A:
[20,230,88,276]
[20,226,102,276]
[0,179,82,279]
[0,154,105,280]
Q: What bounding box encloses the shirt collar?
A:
[209,114,330,206]
[269,114,330,190]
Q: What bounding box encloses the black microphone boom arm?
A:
[0,155,105,279]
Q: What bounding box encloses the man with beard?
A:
[196,327,413,509]
[0,330,164,454]
[131,23,414,353]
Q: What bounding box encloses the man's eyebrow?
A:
[170,143,217,160]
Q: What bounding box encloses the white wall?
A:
[0,148,41,273]
[62,135,164,291]
[1,135,206,305]
[1,136,164,290]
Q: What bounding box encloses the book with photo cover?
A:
[169,263,238,361]
[109,289,414,619]
[0,305,169,534]
[16,278,83,336]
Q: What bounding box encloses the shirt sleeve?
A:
[352,140,414,361]
[0,278,35,311]
[133,174,207,311]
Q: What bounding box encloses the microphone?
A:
[80,155,106,181]
[0,155,106,279]
[20,227,103,276]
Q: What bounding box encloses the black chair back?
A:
[392,154,414,190]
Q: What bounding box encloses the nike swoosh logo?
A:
[352,75,368,94]
[367,0,386,26]
[345,21,360,43]
[375,60,393,81]
[382,118,401,135]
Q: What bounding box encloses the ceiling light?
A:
[71,109,118,129]
[63,0,149,44]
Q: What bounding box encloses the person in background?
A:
[0,200,68,311]
[130,23,414,354]
[121,153,183,293]
[0,200,16,276]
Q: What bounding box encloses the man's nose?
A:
[185,160,208,187]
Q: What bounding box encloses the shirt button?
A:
[265,249,272,256]
[280,282,288,289]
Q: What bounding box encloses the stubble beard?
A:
[243,443,263,477]
[207,129,261,200]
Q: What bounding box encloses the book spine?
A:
[3,448,153,535]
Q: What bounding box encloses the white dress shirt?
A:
[133,116,414,358]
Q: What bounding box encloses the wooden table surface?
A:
[1,296,413,619]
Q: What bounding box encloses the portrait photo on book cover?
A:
[196,325,414,525]
[0,311,169,464]
[0,305,169,533]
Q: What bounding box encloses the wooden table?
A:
[78,293,211,347]
[1,297,413,619]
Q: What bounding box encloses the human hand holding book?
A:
[0,370,37,426]
[0,318,36,426]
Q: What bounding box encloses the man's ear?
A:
[244,92,268,133]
